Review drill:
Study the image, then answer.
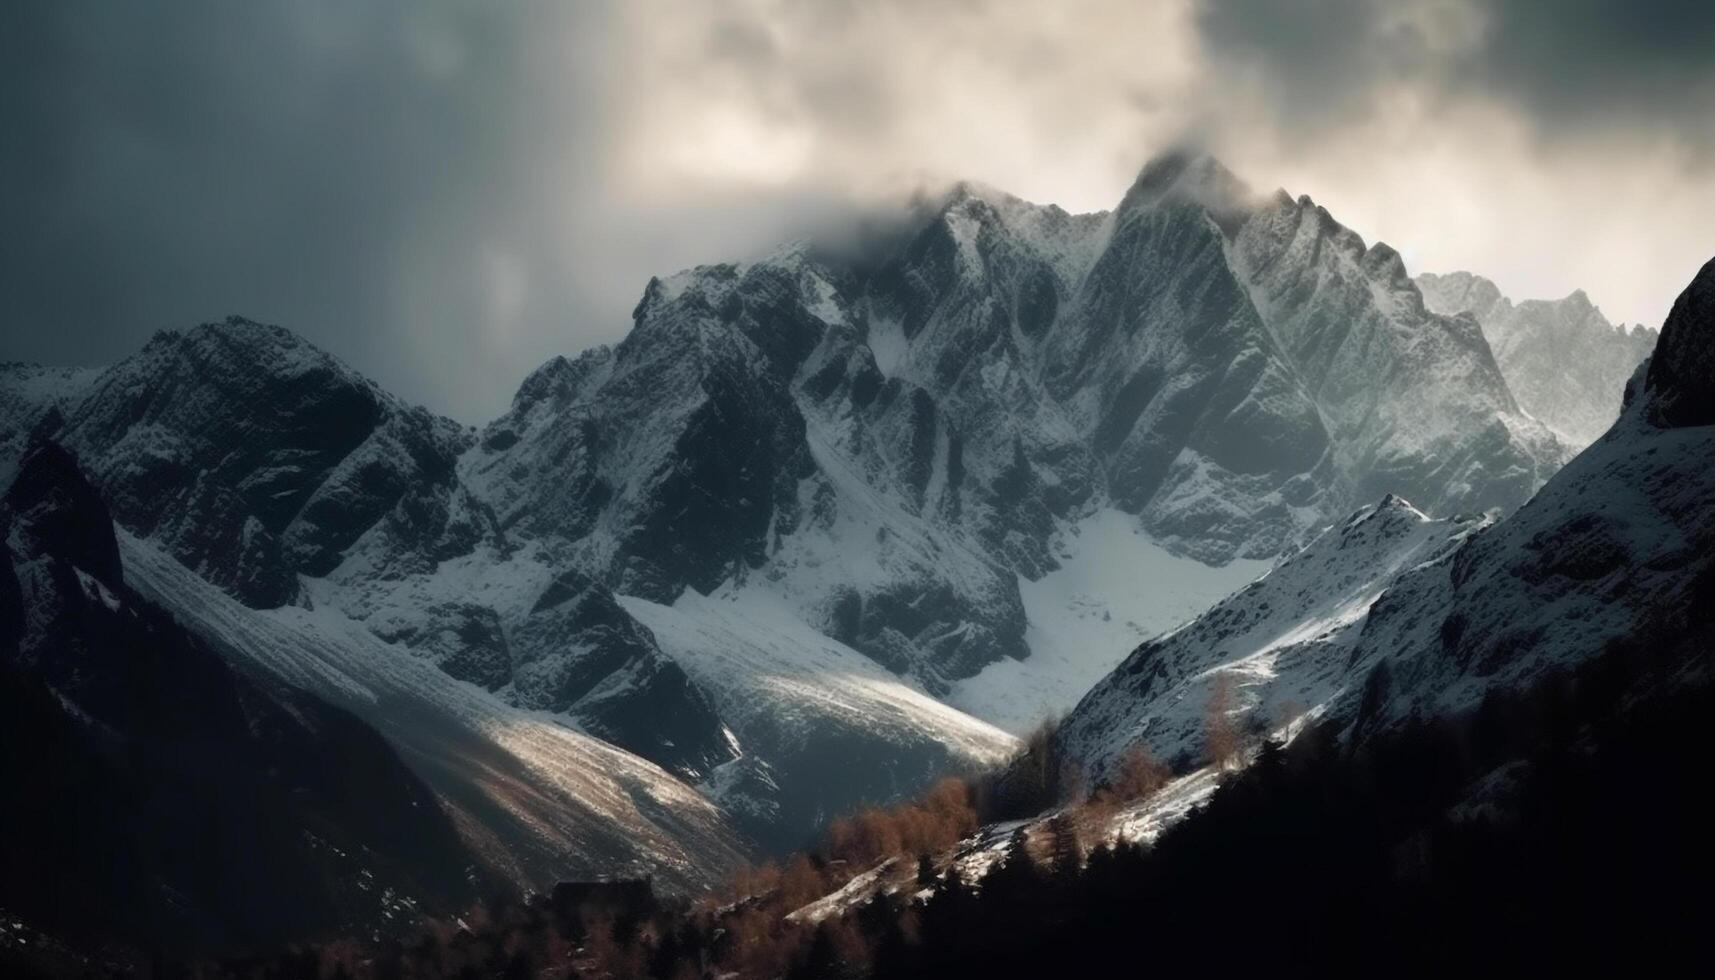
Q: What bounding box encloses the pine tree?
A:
[787,924,840,980]
[984,826,1043,906]
[871,910,916,978]
[920,866,976,967]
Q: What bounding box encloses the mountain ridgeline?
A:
[0,150,1655,895]
[1417,270,1658,447]
[1061,256,1713,783]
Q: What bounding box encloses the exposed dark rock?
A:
[513,569,735,779]
[4,441,123,590]
[58,317,479,606]
[1645,257,1715,428]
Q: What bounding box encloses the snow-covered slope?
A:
[118,529,750,893]
[1060,495,1485,779]
[1417,271,1658,447]
[619,587,1015,849]
[1063,255,1715,780]
[1346,258,1714,732]
[949,508,1271,733]
[20,319,743,787]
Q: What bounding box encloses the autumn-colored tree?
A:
[1111,744,1171,801]
[779,854,827,911]
[1072,744,1171,851]
[818,777,979,878]
[1074,790,1119,852]
[729,860,782,903]
[853,806,904,865]
[721,907,794,979]
[1206,672,1242,769]
[824,815,856,861]
[922,777,975,825]
[1059,758,1088,804]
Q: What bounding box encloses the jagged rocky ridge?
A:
[1417,270,1658,447]
[1,149,1578,865]
[1061,255,1715,782]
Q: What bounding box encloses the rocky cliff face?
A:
[1232,194,1564,516]
[619,151,1565,694]
[1418,271,1657,447]
[48,319,481,606]
[1039,157,1335,563]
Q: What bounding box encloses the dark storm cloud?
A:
[1196,0,1715,148]
[0,1,614,421]
[1472,0,1715,135]
[1195,0,1441,128]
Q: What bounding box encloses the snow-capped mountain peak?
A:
[1117,148,1253,218]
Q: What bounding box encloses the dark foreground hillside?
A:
[894,625,1714,977]
[21,610,1706,979]
[0,441,482,962]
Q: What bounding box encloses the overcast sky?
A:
[4,0,1712,422]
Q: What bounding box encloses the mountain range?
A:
[0,150,1671,925]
